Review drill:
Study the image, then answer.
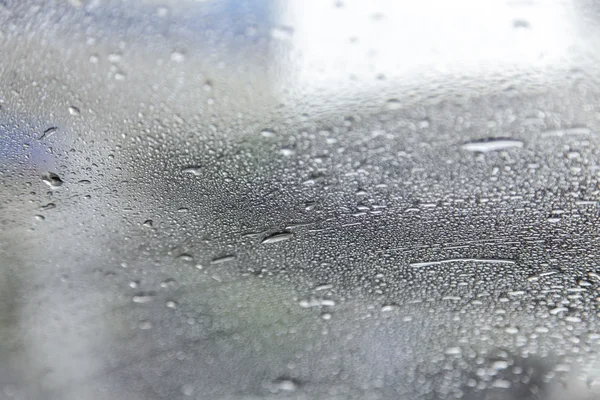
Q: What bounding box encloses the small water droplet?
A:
[160,278,177,288]
[381,304,399,312]
[321,313,332,320]
[138,320,152,330]
[270,26,294,41]
[156,6,169,17]
[34,214,45,221]
[513,19,530,29]
[68,106,80,116]
[261,231,293,244]
[461,138,523,153]
[181,384,194,396]
[142,219,153,227]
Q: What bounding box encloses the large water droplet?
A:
[461,138,524,152]
[181,166,202,176]
[261,231,293,244]
[42,173,63,189]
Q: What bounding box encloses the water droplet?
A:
[385,99,401,110]
[177,253,193,262]
[166,300,178,309]
[315,284,333,291]
[550,307,568,315]
[280,148,295,156]
[156,6,169,17]
[492,380,511,389]
[181,384,194,396]
[513,19,530,29]
[132,293,155,303]
[170,51,186,63]
[261,231,293,244]
[381,304,399,312]
[42,173,63,189]
[445,347,462,355]
[541,127,591,137]
[260,129,276,138]
[298,298,335,308]
[108,53,122,63]
[39,127,57,140]
[210,255,236,264]
[34,214,45,221]
[270,378,299,392]
[68,106,80,116]
[142,219,153,227]
[138,320,152,330]
[160,278,177,288]
[40,203,56,211]
[461,138,524,152]
[410,258,514,268]
[492,360,509,370]
[321,313,332,320]
[181,166,202,176]
[270,26,294,41]
[588,272,600,281]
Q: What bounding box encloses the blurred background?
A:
[3,0,600,399]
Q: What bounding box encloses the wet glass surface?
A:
[3,1,600,399]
